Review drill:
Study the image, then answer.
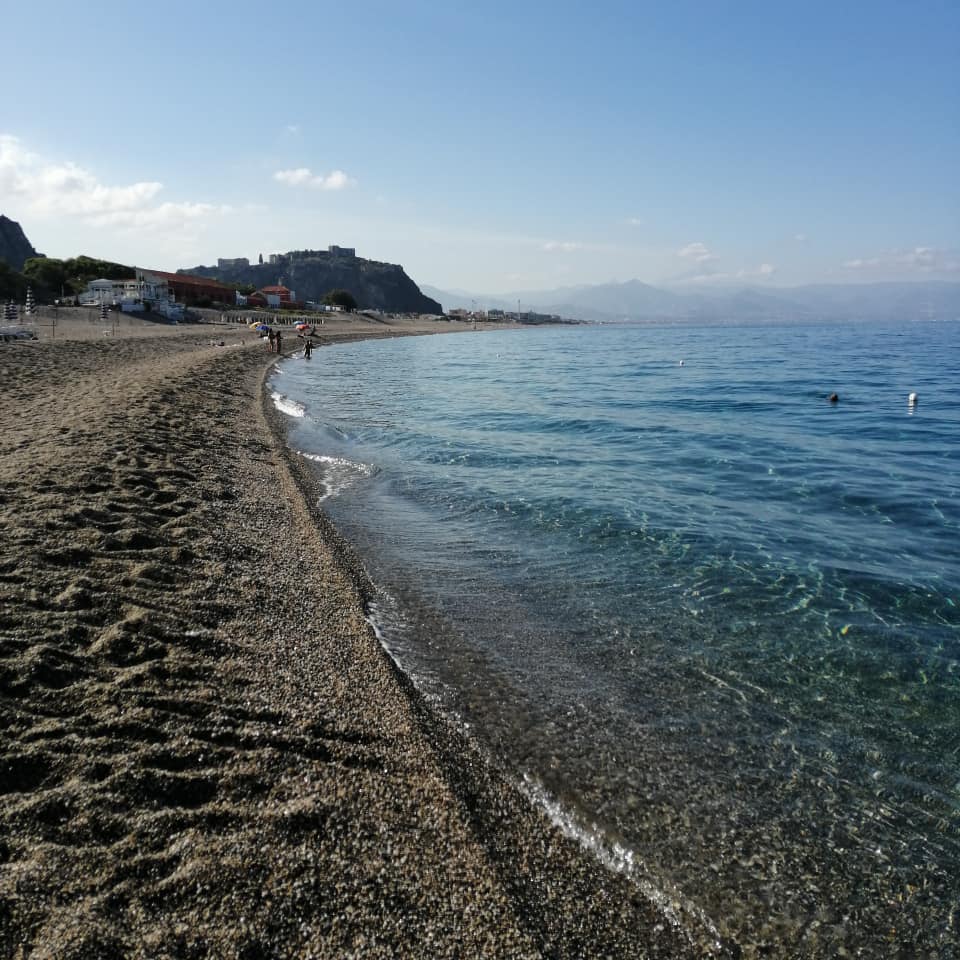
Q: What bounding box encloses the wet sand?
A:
[0,317,719,958]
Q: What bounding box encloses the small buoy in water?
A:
[828,393,839,403]
[908,392,918,404]
[679,360,685,366]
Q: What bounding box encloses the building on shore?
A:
[260,284,296,306]
[138,270,237,306]
[80,277,168,306]
[80,270,237,315]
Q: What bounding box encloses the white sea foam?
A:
[363,583,721,951]
[364,600,407,673]
[297,451,374,500]
[518,774,724,953]
[365,594,725,953]
[271,391,306,418]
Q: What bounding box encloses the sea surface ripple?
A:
[272,320,960,955]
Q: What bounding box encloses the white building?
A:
[81,276,169,307]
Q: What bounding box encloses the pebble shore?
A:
[0,318,726,958]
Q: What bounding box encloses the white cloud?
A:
[284,124,301,135]
[794,233,807,241]
[273,167,355,190]
[672,241,774,283]
[901,246,939,268]
[626,217,643,227]
[677,241,718,263]
[88,201,225,229]
[685,263,777,284]
[543,240,581,252]
[842,246,959,274]
[0,134,228,232]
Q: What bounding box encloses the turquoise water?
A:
[272,320,960,955]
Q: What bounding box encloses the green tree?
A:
[323,288,357,311]
[223,281,256,295]
[0,262,28,301]
[22,257,69,300]
[62,255,135,294]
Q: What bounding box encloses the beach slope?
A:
[0,327,714,958]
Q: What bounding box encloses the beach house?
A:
[256,285,297,307]
[80,276,168,309]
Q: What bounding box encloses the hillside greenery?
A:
[0,261,28,301]
[21,256,136,300]
[323,289,357,311]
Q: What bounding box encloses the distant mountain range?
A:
[421,280,960,324]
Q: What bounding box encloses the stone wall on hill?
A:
[181,250,442,314]
[0,216,40,271]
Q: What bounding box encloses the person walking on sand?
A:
[267,328,275,352]
[275,330,282,354]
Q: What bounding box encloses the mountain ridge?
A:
[423,279,960,323]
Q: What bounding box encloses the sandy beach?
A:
[0,316,716,958]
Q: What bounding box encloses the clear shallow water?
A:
[272,321,960,955]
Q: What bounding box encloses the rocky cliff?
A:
[0,216,40,271]
[181,249,442,314]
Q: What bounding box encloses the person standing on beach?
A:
[267,329,275,351]
[275,330,282,354]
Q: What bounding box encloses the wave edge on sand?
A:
[0,324,729,958]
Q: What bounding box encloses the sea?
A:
[270,319,960,956]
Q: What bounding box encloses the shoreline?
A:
[0,320,720,958]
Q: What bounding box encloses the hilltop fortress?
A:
[182,246,441,315]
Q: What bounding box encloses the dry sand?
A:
[0,317,718,958]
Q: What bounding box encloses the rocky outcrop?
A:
[181,249,442,314]
[0,216,40,271]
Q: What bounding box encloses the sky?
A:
[1,0,957,294]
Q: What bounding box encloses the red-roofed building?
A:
[138,269,236,305]
[258,284,296,306]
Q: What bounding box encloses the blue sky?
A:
[2,0,957,292]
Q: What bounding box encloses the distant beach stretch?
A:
[0,315,711,959]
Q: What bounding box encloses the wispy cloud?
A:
[273,167,355,190]
[683,263,777,284]
[625,217,643,227]
[543,240,582,252]
[842,246,959,274]
[0,134,228,230]
[677,241,718,263]
[794,233,807,242]
[284,124,301,135]
[88,202,223,229]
